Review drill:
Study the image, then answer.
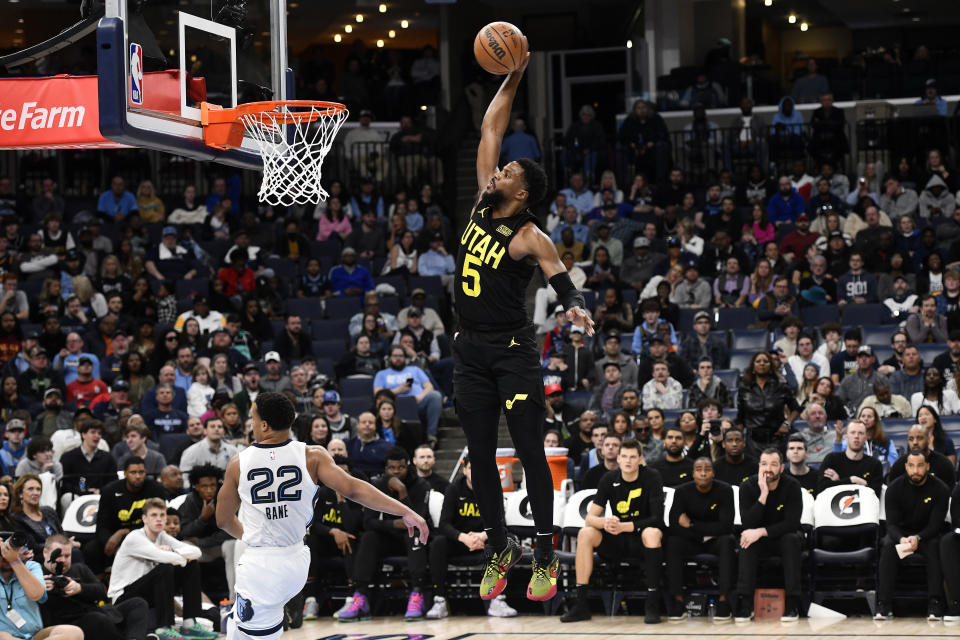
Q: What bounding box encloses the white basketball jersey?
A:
[237,439,318,548]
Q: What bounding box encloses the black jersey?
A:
[592,467,664,530]
[455,204,539,332]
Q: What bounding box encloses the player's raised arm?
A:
[476,41,530,191]
[307,446,429,543]
[514,223,595,336]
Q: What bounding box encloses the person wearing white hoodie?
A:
[919,174,955,219]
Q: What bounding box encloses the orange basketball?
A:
[473,22,527,75]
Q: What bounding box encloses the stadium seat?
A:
[716,307,756,330]
[801,304,840,327]
[175,278,209,301]
[842,304,888,327]
[340,377,374,398]
[715,368,739,389]
[408,275,444,297]
[286,298,324,319]
[342,396,371,418]
[324,297,361,319]
[730,329,768,350]
[158,433,190,461]
[315,357,335,378]
[379,296,400,315]
[810,484,880,612]
[860,325,894,347]
[728,350,755,372]
[915,344,943,364]
[374,275,407,298]
[313,340,346,361]
[676,308,699,332]
[312,318,350,340]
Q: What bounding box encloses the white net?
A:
[238,103,349,207]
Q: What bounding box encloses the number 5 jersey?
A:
[237,440,319,548]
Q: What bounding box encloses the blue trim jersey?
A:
[237,439,318,548]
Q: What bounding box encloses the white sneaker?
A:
[303,596,319,621]
[488,595,518,618]
[332,596,353,619]
[426,596,449,619]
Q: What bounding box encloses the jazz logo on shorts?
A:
[129,43,144,105]
[505,393,528,410]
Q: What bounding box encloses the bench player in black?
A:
[453,44,594,602]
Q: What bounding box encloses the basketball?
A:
[473,21,528,75]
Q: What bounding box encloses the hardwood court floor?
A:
[283,616,960,640]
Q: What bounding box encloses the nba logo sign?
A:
[129,43,143,105]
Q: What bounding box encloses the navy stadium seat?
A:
[286,298,324,319]
[728,350,755,372]
[716,307,756,330]
[396,396,420,422]
[340,377,374,398]
[731,329,768,350]
[801,304,840,327]
[841,304,888,327]
[324,297,361,319]
[312,318,350,340]
[342,396,372,418]
[313,340,346,361]
[408,275,444,297]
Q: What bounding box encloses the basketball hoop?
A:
[201,100,348,207]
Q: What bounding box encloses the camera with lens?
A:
[708,419,723,436]
[47,547,69,595]
[0,531,27,550]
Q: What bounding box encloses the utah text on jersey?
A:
[460,217,507,270]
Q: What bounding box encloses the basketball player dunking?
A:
[453,44,594,602]
[216,392,429,639]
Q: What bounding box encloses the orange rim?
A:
[200,100,347,150]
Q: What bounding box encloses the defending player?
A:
[453,42,594,602]
[215,392,429,639]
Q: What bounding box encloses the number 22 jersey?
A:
[237,440,318,548]
[454,204,539,332]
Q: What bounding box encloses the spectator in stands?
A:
[733,448,803,622]
[912,369,960,417]
[10,473,65,558]
[0,417,26,476]
[330,247,375,297]
[345,411,391,476]
[15,436,61,482]
[558,174,594,214]
[41,533,150,640]
[589,361,626,415]
[665,456,736,620]
[257,352,289,394]
[271,314,312,365]
[88,455,167,574]
[374,346,442,441]
[808,93,847,167]
[792,58,829,103]
[688,357,732,408]
[411,444,447,493]
[52,333,99,386]
[915,78,948,117]
[756,276,799,331]
[580,433,622,490]
[875,449,949,620]
[426,454,515,619]
[339,446,429,622]
[837,251,878,305]
[563,105,607,182]
[115,422,165,475]
[634,417,664,463]
[97,176,137,222]
[231,362,262,419]
[144,226,200,283]
[787,334,830,385]
[143,384,189,437]
[713,428,755,485]
[563,411,598,465]
[417,231,455,293]
[500,117,541,165]
[347,209,386,261]
[59,419,114,496]
[619,101,671,183]
[837,346,886,410]
[217,252,256,304]
[651,426,694,487]
[178,417,236,487]
[680,72,726,108]
[888,423,955,487]
[0,536,83,640]
[595,330,638,389]
[770,97,805,159]
[906,294,948,344]
[670,260,711,309]
[174,297,225,337]
[632,300,679,355]
[920,174,954,220]
[561,439,663,624]
[31,177,64,222]
[641,361,683,410]
[63,355,106,409]
[736,351,799,448]
[819,420,883,496]
[879,175,919,219]
[680,312,728,371]
[768,176,806,227]
[784,433,818,494]
[106,498,208,639]
[780,215,819,264]
[798,255,837,306]
[638,335,693,389]
[860,380,912,420]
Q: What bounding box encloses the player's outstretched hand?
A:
[566,306,596,337]
[512,37,531,75]
[403,510,430,544]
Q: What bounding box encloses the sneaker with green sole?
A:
[526,553,560,601]
[154,628,187,640]
[178,622,218,640]
[479,535,522,600]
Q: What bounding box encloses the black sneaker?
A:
[928,597,944,621]
[714,600,732,621]
[285,590,305,629]
[733,596,753,622]
[780,596,800,622]
[945,600,960,622]
[560,599,592,623]
[874,601,893,621]
[667,599,687,621]
[644,592,661,624]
